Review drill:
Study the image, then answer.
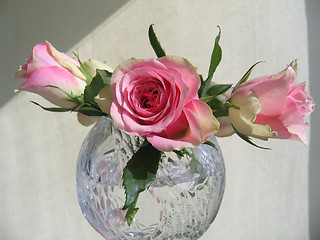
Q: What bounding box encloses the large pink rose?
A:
[109,56,219,151]
[226,65,315,144]
[15,42,87,108]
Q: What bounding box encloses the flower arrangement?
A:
[15,25,315,225]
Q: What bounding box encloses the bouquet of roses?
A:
[15,25,315,225]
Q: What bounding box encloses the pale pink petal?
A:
[254,115,290,139]
[158,56,200,103]
[16,43,61,78]
[185,99,219,140]
[280,97,305,126]
[111,58,142,108]
[163,110,189,138]
[215,116,235,137]
[288,82,315,116]
[147,134,195,152]
[46,41,86,81]
[286,124,308,144]
[255,114,308,144]
[46,41,79,65]
[111,58,149,85]
[148,107,203,152]
[109,101,126,132]
[121,106,174,135]
[19,66,86,108]
[237,68,292,116]
[129,58,168,73]
[288,81,305,95]
[147,104,210,152]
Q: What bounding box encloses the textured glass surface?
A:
[76,117,225,240]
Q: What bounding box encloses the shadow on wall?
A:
[305,1,320,240]
[0,0,130,108]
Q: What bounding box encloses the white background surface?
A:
[0,1,319,239]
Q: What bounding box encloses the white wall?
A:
[1,0,319,239]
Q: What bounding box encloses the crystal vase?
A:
[76,116,225,240]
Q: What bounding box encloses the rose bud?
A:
[15,42,86,108]
[224,64,315,144]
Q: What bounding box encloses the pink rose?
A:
[109,56,219,151]
[15,42,87,108]
[225,65,315,144]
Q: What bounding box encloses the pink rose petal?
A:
[19,66,86,108]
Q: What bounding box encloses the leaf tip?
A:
[125,208,139,226]
[232,125,271,150]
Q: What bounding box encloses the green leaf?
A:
[232,125,270,150]
[204,140,218,151]
[199,74,204,84]
[148,24,166,58]
[207,84,232,97]
[168,157,179,166]
[232,61,264,93]
[208,26,222,78]
[44,85,83,104]
[78,105,106,116]
[122,142,161,225]
[173,150,184,158]
[199,26,222,97]
[183,148,199,173]
[73,52,93,84]
[289,59,298,73]
[31,101,73,112]
[207,98,225,110]
[214,110,229,118]
[125,207,139,226]
[207,98,228,118]
[205,99,239,118]
[225,101,240,110]
[96,69,112,85]
[84,69,111,103]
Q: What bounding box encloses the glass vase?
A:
[76,116,225,240]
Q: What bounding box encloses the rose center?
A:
[141,89,159,109]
